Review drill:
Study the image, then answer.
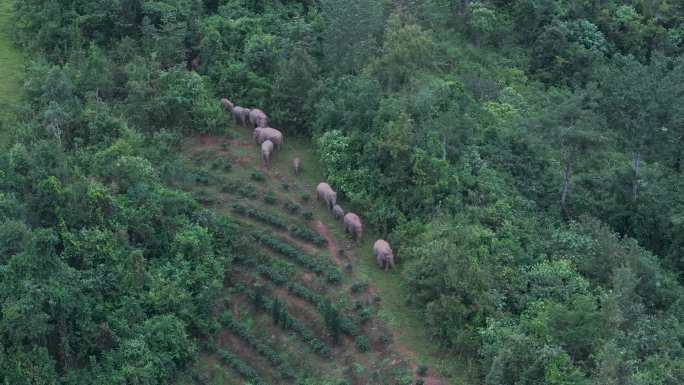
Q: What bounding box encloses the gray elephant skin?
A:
[261,140,274,167]
[254,127,283,149]
[316,183,337,211]
[220,98,250,127]
[373,239,395,271]
[293,157,301,175]
[249,108,268,128]
[332,204,344,221]
[343,213,362,242]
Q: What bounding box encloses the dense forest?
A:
[3,0,684,384]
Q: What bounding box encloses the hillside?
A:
[0,0,23,143]
[3,2,684,385]
[173,124,467,384]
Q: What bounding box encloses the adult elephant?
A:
[254,127,283,149]
[343,213,362,242]
[316,183,337,211]
[220,98,250,127]
[373,240,395,271]
[249,108,268,128]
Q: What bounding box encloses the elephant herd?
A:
[221,97,394,272]
[221,98,283,168]
[316,182,395,272]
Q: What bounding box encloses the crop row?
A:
[239,284,333,358]
[232,204,327,247]
[219,312,297,380]
[217,349,267,385]
[286,282,360,337]
[251,232,342,284]
[242,252,361,337]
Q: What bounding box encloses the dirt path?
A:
[315,220,343,266]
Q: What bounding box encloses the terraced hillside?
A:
[173,123,463,385]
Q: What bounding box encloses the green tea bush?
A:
[350,281,369,293]
[302,211,314,221]
[355,335,370,352]
[240,285,332,358]
[284,201,301,214]
[232,204,288,230]
[252,232,342,283]
[250,171,265,182]
[219,312,296,379]
[218,349,264,384]
[288,225,326,246]
[263,191,278,205]
[417,365,429,376]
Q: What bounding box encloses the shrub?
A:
[232,204,287,230]
[288,224,326,246]
[195,170,210,185]
[415,380,425,385]
[250,171,265,182]
[417,365,429,376]
[281,182,290,191]
[355,335,370,352]
[263,191,277,205]
[350,281,369,293]
[210,158,230,171]
[252,232,342,284]
[302,211,313,221]
[284,200,300,214]
[301,193,311,202]
[378,334,391,346]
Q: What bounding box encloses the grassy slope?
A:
[178,123,477,385]
[0,0,23,145]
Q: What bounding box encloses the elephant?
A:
[293,157,301,175]
[373,239,395,272]
[254,127,283,149]
[343,213,363,242]
[316,183,337,211]
[249,108,269,128]
[232,106,251,127]
[332,204,344,221]
[261,140,274,167]
[220,98,233,111]
[220,98,251,127]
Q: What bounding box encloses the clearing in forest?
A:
[0,0,24,143]
[175,122,472,385]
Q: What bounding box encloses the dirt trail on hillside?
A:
[315,221,343,266]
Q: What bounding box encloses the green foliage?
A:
[263,190,277,205]
[283,200,301,215]
[355,335,370,353]
[250,171,266,182]
[8,0,684,384]
[251,231,342,284]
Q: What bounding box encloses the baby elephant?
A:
[343,213,363,242]
[332,204,344,221]
[293,157,301,175]
[316,183,337,211]
[373,240,395,271]
[261,140,274,167]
